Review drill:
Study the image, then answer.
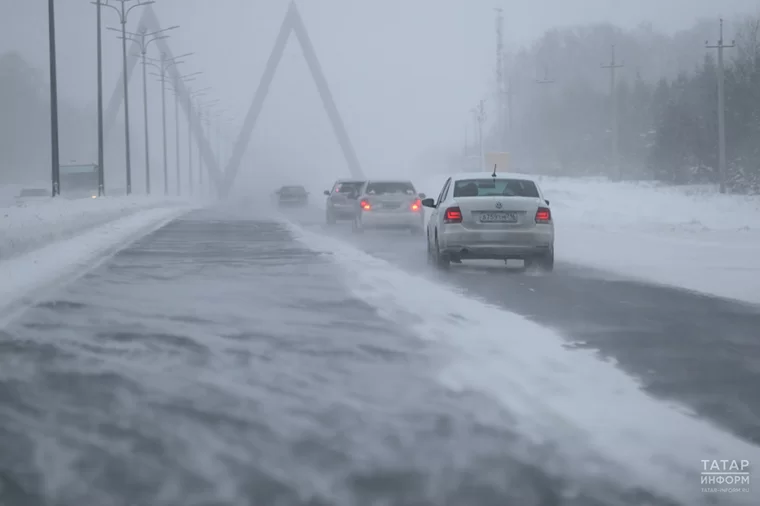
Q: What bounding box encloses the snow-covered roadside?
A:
[0,206,190,326]
[0,195,196,261]
[415,174,760,306]
[286,219,758,506]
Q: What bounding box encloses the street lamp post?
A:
[148,52,191,195]
[170,72,202,196]
[99,0,154,195]
[111,25,177,195]
[206,109,226,174]
[47,0,61,197]
[93,1,105,196]
[186,87,210,195]
[197,98,220,192]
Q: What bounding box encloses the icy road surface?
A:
[0,205,757,505]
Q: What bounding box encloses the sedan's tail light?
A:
[444,206,462,223]
[360,200,371,211]
[535,207,551,223]
[410,199,421,211]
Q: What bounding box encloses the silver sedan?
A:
[423,173,554,271]
[351,180,426,234]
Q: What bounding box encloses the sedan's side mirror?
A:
[323,190,330,196]
[421,198,435,208]
[418,192,426,199]
[545,199,550,205]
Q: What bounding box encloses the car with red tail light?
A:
[422,172,554,271]
[350,180,426,234]
[324,179,366,224]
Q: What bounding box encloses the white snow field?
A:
[414,174,760,306]
[0,194,194,260]
[287,220,759,506]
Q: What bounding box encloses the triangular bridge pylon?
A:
[220,1,365,196]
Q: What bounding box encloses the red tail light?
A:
[410,199,421,211]
[444,206,462,223]
[535,207,551,223]
[360,200,371,211]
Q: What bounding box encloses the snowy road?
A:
[0,205,756,505]
[287,205,760,448]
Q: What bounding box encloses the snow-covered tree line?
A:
[475,15,760,193]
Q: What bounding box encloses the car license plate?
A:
[479,212,517,223]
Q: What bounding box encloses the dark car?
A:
[276,185,309,207]
[323,179,366,224]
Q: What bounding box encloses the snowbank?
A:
[0,195,195,261]
[417,174,760,305]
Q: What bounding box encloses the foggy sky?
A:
[1,0,758,182]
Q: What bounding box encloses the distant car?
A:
[276,185,309,207]
[423,172,554,271]
[324,179,366,224]
[14,188,49,206]
[350,179,426,234]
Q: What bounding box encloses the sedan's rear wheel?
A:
[538,247,555,272]
[525,247,554,272]
[434,235,450,270]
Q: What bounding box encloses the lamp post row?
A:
[47,0,218,198]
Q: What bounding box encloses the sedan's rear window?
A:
[281,186,306,194]
[453,179,539,198]
[333,182,364,193]
[365,182,416,195]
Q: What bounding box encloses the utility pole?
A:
[495,7,505,150]
[503,75,515,141]
[197,100,203,189]
[94,0,105,196]
[100,0,154,195]
[602,44,624,181]
[535,64,555,86]
[471,100,486,171]
[114,25,177,195]
[707,19,735,194]
[535,65,555,172]
[47,0,61,197]
[464,125,469,157]
[507,77,515,135]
